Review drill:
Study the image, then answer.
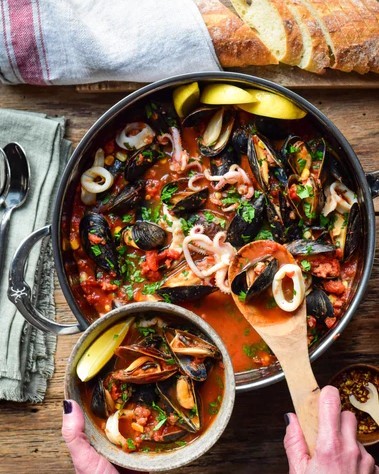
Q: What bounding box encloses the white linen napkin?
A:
[0,0,221,85]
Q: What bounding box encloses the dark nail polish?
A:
[284,413,290,426]
[63,400,72,414]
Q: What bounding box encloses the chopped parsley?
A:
[296,184,314,200]
[122,284,134,300]
[238,290,247,302]
[175,441,187,447]
[137,326,156,337]
[208,395,222,415]
[152,402,168,431]
[91,245,102,256]
[254,229,274,241]
[141,205,161,224]
[303,201,316,220]
[161,183,178,205]
[122,214,133,223]
[126,438,136,450]
[288,145,300,154]
[237,201,255,223]
[142,281,163,295]
[300,260,311,272]
[319,214,330,228]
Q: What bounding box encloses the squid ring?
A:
[272,264,305,312]
[116,122,155,150]
[81,166,114,194]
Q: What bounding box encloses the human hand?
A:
[284,385,379,474]
[62,399,134,474]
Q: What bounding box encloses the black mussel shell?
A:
[157,285,217,304]
[161,178,208,215]
[91,379,115,419]
[306,289,334,320]
[210,145,240,176]
[344,203,361,261]
[182,106,216,128]
[265,198,286,243]
[183,209,226,240]
[231,256,279,302]
[131,221,167,250]
[145,101,179,133]
[100,180,145,214]
[286,239,335,256]
[116,335,172,361]
[125,146,161,182]
[287,174,323,225]
[80,212,119,273]
[198,107,235,157]
[255,116,289,139]
[131,383,158,405]
[226,194,266,247]
[232,126,251,155]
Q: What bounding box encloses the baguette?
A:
[230,0,304,65]
[194,0,278,67]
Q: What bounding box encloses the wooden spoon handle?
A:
[279,348,320,456]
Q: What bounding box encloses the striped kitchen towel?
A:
[0,0,221,85]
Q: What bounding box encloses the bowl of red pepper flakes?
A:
[330,364,379,446]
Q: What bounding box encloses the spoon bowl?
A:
[229,240,320,455]
[0,147,10,207]
[349,382,379,425]
[0,143,30,285]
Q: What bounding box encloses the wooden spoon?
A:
[229,240,320,455]
[349,382,379,425]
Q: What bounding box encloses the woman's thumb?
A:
[62,399,119,474]
[283,413,310,474]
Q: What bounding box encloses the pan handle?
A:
[366,171,379,199]
[8,225,82,335]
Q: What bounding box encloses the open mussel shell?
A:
[91,379,116,419]
[157,263,218,303]
[80,212,119,273]
[247,133,284,191]
[306,288,334,320]
[232,126,251,155]
[197,107,235,157]
[330,203,361,261]
[163,327,220,382]
[231,255,279,302]
[146,101,179,133]
[115,334,173,361]
[226,194,266,247]
[123,221,167,250]
[111,356,177,384]
[287,174,323,225]
[161,178,208,215]
[286,239,335,256]
[210,145,240,176]
[124,146,162,182]
[157,375,200,433]
[100,180,145,215]
[181,106,216,128]
[265,198,286,243]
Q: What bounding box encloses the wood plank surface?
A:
[0,84,378,473]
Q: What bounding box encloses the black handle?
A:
[366,171,379,199]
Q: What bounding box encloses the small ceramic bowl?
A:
[64,302,235,472]
[329,363,379,446]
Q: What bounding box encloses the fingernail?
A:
[63,400,72,414]
[284,413,290,426]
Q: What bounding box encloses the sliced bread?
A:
[230,0,304,65]
[194,0,278,67]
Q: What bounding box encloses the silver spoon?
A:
[0,143,30,282]
[0,147,10,207]
[349,382,379,425]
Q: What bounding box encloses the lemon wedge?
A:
[76,317,135,382]
[200,84,257,105]
[238,89,307,119]
[173,82,200,118]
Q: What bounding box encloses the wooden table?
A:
[0,83,378,473]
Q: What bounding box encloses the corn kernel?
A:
[116,151,127,162]
[145,194,151,200]
[70,238,80,250]
[131,422,144,433]
[105,155,115,166]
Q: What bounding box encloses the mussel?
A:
[281,136,325,181]
[157,375,200,433]
[99,180,145,214]
[145,101,179,133]
[157,264,218,303]
[231,255,279,302]
[111,356,177,384]
[286,239,335,256]
[123,221,167,250]
[306,288,334,320]
[226,194,266,247]
[91,379,116,419]
[124,146,162,182]
[287,174,324,225]
[329,202,361,261]
[80,212,119,273]
[115,334,173,361]
[183,106,235,157]
[183,209,227,240]
[161,178,208,215]
[164,327,220,382]
[232,126,251,155]
[210,145,240,176]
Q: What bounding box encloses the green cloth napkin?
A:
[0,109,71,402]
